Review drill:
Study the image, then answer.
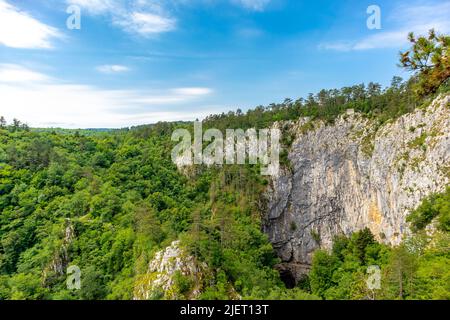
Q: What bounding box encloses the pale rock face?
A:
[133,241,208,300]
[264,94,450,282]
[42,219,75,284]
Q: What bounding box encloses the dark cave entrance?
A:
[279,269,296,289]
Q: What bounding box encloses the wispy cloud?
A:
[0,0,61,49]
[114,11,176,36]
[171,87,213,95]
[0,64,214,128]
[232,0,271,11]
[66,0,116,14]
[320,1,450,51]
[96,64,130,73]
[66,0,271,36]
[67,0,176,36]
[0,64,50,82]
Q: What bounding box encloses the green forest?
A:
[0,30,449,300]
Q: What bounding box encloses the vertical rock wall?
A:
[264,95,450,281]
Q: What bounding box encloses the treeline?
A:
[204,29,449,131]
[205,77,415,131]
[204,75,449,133]
[0,117,29,132]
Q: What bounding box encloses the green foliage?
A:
[400,29,450,96]
[180,166,296,299]
[381,244,418,300]
[79,266,108,300]
[309,250,339,298]
[412,233,450,300]
[173,271,194,297]
[351,227,375,264]
[9,273,47,300]
[0,121,314,300]
[0,126,196,300]
[407,186,450,232]
[309,229,388,300]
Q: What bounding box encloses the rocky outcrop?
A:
[133,241,210,300]
[264,94,450,283]
[42,219,75,285]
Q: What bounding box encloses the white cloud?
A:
[320,1,450,51]
[171,87,213,96]
[0,64,214,128]
[0,0,61,49]
[67,0,176,36]
[96,64,130,73]
[232,0,271,11]
[0,64,50,82]
[114,12,176,36]
[318,41,353,52]
[67,0,117,14]
[66,0,271,35]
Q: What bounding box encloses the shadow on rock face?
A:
[279,268,296,289]
[276,263,311,289]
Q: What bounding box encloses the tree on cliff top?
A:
[400,29,450,96]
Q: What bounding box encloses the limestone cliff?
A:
[42,219,75,285]
[264,94,450,282]
[133,241,209,300]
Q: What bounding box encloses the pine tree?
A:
[399,29,450,96]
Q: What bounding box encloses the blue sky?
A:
[0,0,449,128]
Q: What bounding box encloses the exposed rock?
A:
[42,219,75,285]
[133,241,210,300]
[264,94,450,283]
